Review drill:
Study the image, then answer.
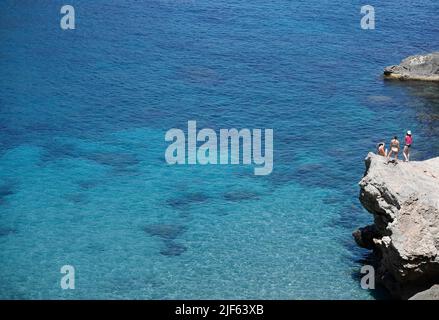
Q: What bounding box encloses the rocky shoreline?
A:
[383,52,439,81]
[354,153,439,299]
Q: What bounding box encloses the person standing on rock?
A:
[387,136,400,164]
[403,130,413,162]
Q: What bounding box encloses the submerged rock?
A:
[87,152,140,169]
[160,240,187,257]
[0,184,15,197]
[384,52,439,81]
[64,193,89,204]
[0,227,17,237]
[355,153,439,299]
[144,224,188,256]
[0,183,15,205]
[144,224,186,240]
[166,192,208,209]
[223,190,260,202]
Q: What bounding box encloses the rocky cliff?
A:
[384,52,439,81]
[354,153,439,299]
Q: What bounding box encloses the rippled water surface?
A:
[0,0,438,299]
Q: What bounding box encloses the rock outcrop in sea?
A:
[353,153,439,299]
[409,284,439,300]
[384,52,439,81]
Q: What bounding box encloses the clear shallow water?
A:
[0,0,438,299]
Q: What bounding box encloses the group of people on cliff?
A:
[377,130,413,164]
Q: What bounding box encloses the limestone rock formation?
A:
[409,284,439,300]
[354,153,439,299]
[384,52,439,81]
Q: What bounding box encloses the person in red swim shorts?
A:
[403,130,413,162]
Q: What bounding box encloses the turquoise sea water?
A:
[0,1,438,299]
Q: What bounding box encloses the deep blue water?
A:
[0,0,438,299]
